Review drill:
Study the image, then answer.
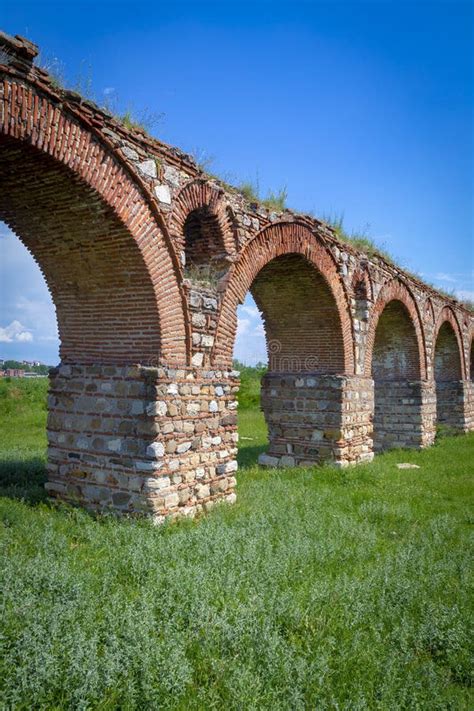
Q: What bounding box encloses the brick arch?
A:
[424,297,435,324]
[433,306,465,380]
[169,179,237,266]
[0,78,187,364]
[350,266,373,303]
[365,279,427,378]
[212,222,354,372]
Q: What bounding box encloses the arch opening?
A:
[251,254,345,373]
[371,299,426,451]
[233,253,368,468]
[434,321,464,431]
[183,206,231,282]
[0,136,162,364]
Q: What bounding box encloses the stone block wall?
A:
[46,364,239,521]
[436,380,473,432]
[185,283,219,368]
[464,381,474,432]
[373,380,436,452]
[259,373,374,468]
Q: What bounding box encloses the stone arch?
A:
[424,297,435,325]
[365,279,427,379]
[169,179,237,277]
[351,266,373,303]
[367,280,432,451]
[432,307,466,430]
[0,77,187,365]
[372,300,422,381]
[433,307,465,380]
[350,267,373,327]
[212,221,354,373]
[251,253,346,373]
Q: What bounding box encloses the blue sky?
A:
[0,0,472,365]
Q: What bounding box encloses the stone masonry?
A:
[46,364,238,521]
[0,32,472,520]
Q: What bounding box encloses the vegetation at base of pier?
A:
[1,377,473,709]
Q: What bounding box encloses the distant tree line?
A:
[1,360,51,376]
[232,360,267,409]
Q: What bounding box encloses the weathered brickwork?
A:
[1,32,472,520]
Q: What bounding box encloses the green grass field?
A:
[0,378,473,709]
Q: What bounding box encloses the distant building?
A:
[3,369,26,378]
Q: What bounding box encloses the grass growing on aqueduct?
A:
[0,377,473,709]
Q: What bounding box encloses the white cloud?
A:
[0,225,60,361]
[240,304,260,318]
[237,317,251,336]
[103,87,115,96]
[0,320,33,343]
[15,295,58,338]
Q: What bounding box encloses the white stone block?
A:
[138,159,157,178]
[107,438,122,452]
[191,352,204,367]
[146,441,165,458]
[154,183,171,204]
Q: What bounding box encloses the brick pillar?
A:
[373,379,436,452]
[46,364,239,522]
[436,380,473,432]
[258,373,374,468]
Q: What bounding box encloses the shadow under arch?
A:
[366,280,433,451]
[215,223,373,468]
[169,179,237,282]
[433,306,466,431]
[212,221,355,373]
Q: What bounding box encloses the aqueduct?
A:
[1,33,472,520]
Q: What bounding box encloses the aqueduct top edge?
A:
[0,30,472,326]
